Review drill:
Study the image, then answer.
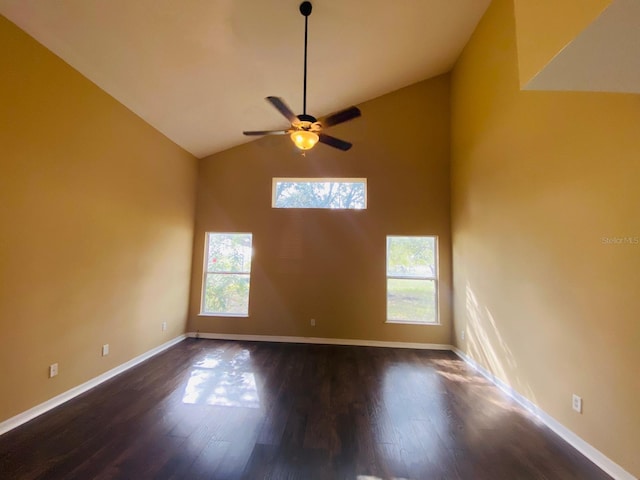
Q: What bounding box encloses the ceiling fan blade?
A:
[318,133,352,151]
[319,106,361,128]
[243,130,289,136]
[266,96,298,124]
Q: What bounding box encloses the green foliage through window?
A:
[273,178,366,209]
[386,236,438,324]
[202,233,252,315]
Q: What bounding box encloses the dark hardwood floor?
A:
[0,339,611,479]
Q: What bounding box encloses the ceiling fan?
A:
[243,1,361,151]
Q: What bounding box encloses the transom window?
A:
[386,236,438,324]
[272,178,367,209]
[201,233,253,316]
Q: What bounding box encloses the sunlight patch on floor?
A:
[357,476,412,480]
[182,348,260,408]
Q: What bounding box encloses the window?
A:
[272,178,367,209]
[386,236,438,324]
[201,233,253,316]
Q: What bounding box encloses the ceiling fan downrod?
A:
[300,1,312,116]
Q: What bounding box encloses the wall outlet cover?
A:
[572,394,582,413]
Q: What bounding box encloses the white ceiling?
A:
[525,0,640,94]
[0,0,491,158]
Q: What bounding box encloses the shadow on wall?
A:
[464,281,537,406]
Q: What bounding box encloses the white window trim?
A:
[199,232,253,317]
[385,235,439,325]
[272,177,367,209]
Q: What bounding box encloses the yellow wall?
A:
[0,16,197,422]
[451,0,639,476]
[189,77,452,345]
[514,0,612,87]
[4,3,636,474]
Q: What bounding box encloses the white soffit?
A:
[525,0,640,94]
[0,0,491,158]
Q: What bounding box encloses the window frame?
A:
[200,232,253,317]
[271,177,368,210]
[385,235,439,325]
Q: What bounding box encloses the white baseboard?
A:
[188,331,453,350]
[0,335,187,436]
[452,348,636,480]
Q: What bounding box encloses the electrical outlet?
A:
[310,318,316,327]
[49,363,58,378]
[572,394,582,413]
[162,321,167,331]
[102,344,109,356]
[461,330,465,340]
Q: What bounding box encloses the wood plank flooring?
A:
[0,339,612,479]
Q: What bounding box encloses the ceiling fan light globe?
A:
[291,131,319,150]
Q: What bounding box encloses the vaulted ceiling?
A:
[0,0,491,158]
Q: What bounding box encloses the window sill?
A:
[385,320,439,326]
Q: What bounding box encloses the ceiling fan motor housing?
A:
[297,114,317,123]
[293,114,321,134]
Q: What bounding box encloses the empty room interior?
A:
[0,0,638,479]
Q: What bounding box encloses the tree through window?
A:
[272,178,367,209]
[201,233,253,316]
[386,236,438,324]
